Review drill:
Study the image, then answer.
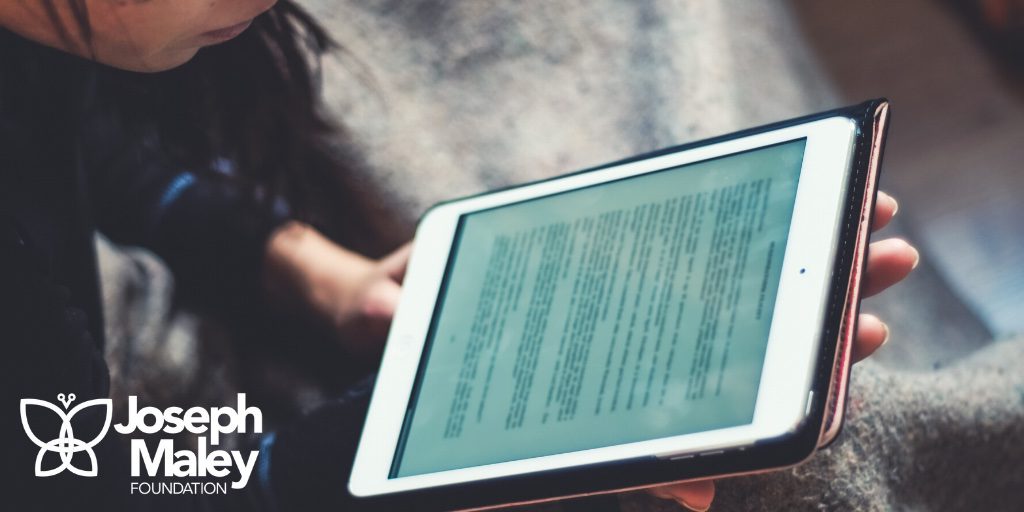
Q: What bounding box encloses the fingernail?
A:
[879,191,898,214]
[880,322,891,347]
[675,494,712,512]
[910,246,920,269]
[680,500,711,512]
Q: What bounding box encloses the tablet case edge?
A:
[816,100,890,449]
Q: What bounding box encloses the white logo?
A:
[20,393,113,477]
[18,393,260,493]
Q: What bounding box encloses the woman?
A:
[0,1,918,511]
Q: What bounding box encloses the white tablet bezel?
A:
[350,116,858,497]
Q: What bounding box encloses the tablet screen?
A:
[392,139,806,478]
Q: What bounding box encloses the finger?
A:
[852,313,889,363]
[862,238,919,298]
[871,191,898,232]
[647,480,715,512]
[380,242,413,283]
[362,279,402,321]
[355,280,403,345]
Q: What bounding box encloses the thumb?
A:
[362,278,402,321]
[648,480,715,512]
[379,242,413,283]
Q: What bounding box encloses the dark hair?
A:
[2,0,358,240]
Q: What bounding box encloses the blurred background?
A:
[791,0,1023,370]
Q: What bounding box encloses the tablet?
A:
[350,100,890,511]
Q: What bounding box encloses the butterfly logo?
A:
[20,393,113,477]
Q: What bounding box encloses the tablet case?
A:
[816,99,889,449]
[371,99,891,512]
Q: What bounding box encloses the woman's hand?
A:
[263,221,411,360]
[329,242,411,359]
[646,191,919,511]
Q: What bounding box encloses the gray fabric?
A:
[96,235,245,449]
[96,234,203,410]
[308,0,836,254]
[617,340,1024,511]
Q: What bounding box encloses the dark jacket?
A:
[0,30,290,511]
